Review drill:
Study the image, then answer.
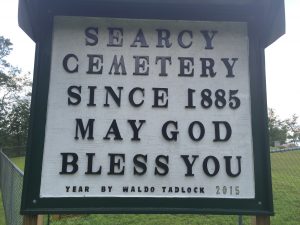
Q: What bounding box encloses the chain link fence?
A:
[0,150,23,225]
[0,147,299,225]
[1,146,26,158]
[269,147,300,225]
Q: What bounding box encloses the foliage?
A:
[5,99,30,145]
[268,108,300,147]
[284,114,300,145]
[268,108,288,146]
[0,36,32,147]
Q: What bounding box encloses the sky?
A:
[0,0,299,120]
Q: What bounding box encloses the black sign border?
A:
[21,7,273,215]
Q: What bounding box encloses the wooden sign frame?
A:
[21,3,274,216]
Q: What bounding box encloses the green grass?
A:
[1,151,299,225]
[50,214,247,225]
[11,157,25,171]
[270,151,300,225]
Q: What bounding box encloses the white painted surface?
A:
[40,16,254,198]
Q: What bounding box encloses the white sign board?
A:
[40,16,254,199]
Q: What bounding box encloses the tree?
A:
[5,99,30,146]
[268,108,288,146]
[285,114,300,145]
[0,36,32,147]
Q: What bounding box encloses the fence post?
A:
[251,216,270,225]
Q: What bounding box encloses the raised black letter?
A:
[200,58,216,77]
[104,86,123,107]
[185,88,195,109]
[133,56,149,75]
[131,29,149,47]
[224,156,242,177]
[107,27,123,47]
[133,154,148,175]
[188,121,205,141]
[162,121,178,141]
[155,56,171,76]
[203,156,220,177]
[68,86,81,105]
[181,155,199,176]
[200,30,218,49]
[87,86,96,106]
[63,54,78,73]
[86,54,103,74]
[178,30,193,48]
[152,88,168,108]
[85,153,102,174]
[127,120,146,141]
[155,155,169,176]
[221,58,238,78]
[103,119,123,140]
[60,153,78,174]
[108,153,125,175]
[156,29,172,48]
[75,119,94,140]
[213,121,232,142]
[178,57,194,77]
[128,87,145,107]
[85,27,98,46]
[109,55,127,75]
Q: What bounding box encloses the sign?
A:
[21,0,285,212]
[40,16,255,199]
